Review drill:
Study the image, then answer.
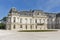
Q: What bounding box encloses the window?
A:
[47,19,49,21]
[58,20,59,24]
[36,25,37,29]
[20,18,22,23]
[26,25,27,29]
[43,19,45,23]
[20,25,22,28]
[25,18,27,23]
[30,19,32,23]
[17,17,19,21]
[40,19,41,23]
[35,19,37,23]
[30,25,32,29]
[13,25,15,29]
[13,17,16,22]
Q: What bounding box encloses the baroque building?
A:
[6,7,57,30]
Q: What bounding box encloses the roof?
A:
[9,8,57,17]
[56,13,60,17]
[18,11,33,16]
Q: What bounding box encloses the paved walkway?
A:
[0,30,60,40]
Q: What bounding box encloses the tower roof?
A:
[9,7,18,13]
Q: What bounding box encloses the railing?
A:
[37,23,44,25]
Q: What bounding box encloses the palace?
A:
[6,7,60,30]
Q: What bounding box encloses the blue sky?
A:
[0,0,60,19]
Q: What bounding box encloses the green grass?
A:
[18,30,58,32]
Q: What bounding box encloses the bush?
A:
[18,30,58,32]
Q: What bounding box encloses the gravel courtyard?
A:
[0,30,60,40]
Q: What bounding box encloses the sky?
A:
[0,0,60,19]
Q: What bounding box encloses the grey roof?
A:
[45,12,56,18]
[9,8,57,17]
[18,11,33,16]
[56,13,60,17]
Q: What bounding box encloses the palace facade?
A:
[6,8,60,30]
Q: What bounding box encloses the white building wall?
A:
[6,10,56,30]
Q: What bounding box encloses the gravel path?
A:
[0,30,60,40]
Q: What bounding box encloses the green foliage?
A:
[0,23,6,29]
[0,17,7,29]
[2,17,7,21]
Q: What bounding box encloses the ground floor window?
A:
[30,25,32,29]
[26,25,27,29]
[36,25,37,29]
[13,25,15,29]
[20,25,22,28]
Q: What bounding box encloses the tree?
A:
[0,17,7,29]
[2,17,7,21]
[0,23,6,29]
